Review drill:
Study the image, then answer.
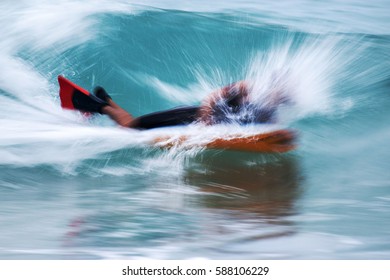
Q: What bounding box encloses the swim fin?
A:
[58,75,108,113]
[93,86,112,102]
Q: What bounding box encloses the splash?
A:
[245,35,358,122]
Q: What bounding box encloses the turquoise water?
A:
[1,0,390,259]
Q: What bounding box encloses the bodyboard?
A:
[152,129,296,153]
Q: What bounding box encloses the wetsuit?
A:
[131,102,275,129]
[132,106,200,130]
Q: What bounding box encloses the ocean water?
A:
[1,0,390,259]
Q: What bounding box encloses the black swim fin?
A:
[93,86,112,102]
[72,89,108,113]
[58,76,108,113]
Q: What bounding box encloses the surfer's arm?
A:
[101,105,135,127]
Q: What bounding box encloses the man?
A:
[59,76,288,129]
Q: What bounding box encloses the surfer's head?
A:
[225,83,248,110]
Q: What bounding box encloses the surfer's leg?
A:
[101,105,135,128]
[92,86,135,127]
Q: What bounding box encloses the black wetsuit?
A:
[131,102,275,130]
[132,106,200,130]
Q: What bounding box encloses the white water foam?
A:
[245,35,360,122]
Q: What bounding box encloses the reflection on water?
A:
[186,152,303,218]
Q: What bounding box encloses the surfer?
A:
[59,76,289,130]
